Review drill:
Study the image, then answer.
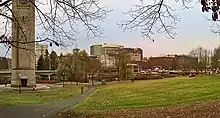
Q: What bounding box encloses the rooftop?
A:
[102,43,124,48]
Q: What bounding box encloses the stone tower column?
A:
[11,0,36,87]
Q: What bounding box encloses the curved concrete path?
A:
[0,86,96,118]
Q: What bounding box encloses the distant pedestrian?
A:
[81,86,84,94]
[32,85,36,91]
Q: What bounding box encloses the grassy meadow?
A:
[0,85,87,106]
[74,76,220,113]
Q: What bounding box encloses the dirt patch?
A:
[58,101,220,118]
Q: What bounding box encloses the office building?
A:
[36,43,48,63]
[90,43,124,68]
[123,48,143,61]
[146,54,198,70]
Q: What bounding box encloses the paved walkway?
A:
[0,86,96,118]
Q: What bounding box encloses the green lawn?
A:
[0,85,87,106]
[74,76,220,112]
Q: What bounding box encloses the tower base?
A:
[11,69,36,88]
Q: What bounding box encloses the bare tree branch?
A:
[0,0,11,7]
[0,0,108,52]
[119,0,194,40]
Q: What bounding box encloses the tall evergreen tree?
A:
[37,55,44,70]
[60,53,63,57]
[50,51,58,70]
[43,49,50,70]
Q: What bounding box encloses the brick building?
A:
[175,55,198,70]
[147,55,176,70]
[123,48,143,61]
[90,43,124,68]
[90,43,144,69]
[146,55,198,70]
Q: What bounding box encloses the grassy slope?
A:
[0,85,87,106]
[74,76,220,112]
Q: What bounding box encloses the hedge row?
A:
[134,74,178,80]
[36,80,58,84]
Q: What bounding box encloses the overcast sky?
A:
[1,0,220,57]
[74,0,220,57]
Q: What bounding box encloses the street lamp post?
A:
[18,74,21,94]
[62,72,65,87]
[92,69,95,86]
[49,58,52,70]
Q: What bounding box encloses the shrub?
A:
[36,80,58,84]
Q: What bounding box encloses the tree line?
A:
[55,48,134,84]
[56,49,102,85]
[189,45,220,73]
[37,49,58,70]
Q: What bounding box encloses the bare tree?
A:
[88,57,101,85]
[120,0,220,40]
[115,49,132,81]
[189,46,212,74]
[211,45,220,69]
[0,0,108,55]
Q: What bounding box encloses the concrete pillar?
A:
[11,0,36,87]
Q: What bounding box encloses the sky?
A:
[1,0,220,57]
[66,0,220,57]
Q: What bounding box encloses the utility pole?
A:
[104,43,107,67]
[18,74,21,93]
[74,55,77,84]
[74,42,78,85]
[205,50,207,75]
[49,58,51,70]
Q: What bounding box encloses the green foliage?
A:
[50,51,58,70]
[43,49,50,70]
[37,50,58,70]
[37,55,44,70]
[57,50,100,83]
[44,49,49,57]
[74,76,220,112]
[60,53,63,57]
[57,53,73,81]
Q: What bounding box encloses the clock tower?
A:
[11,0,36,87]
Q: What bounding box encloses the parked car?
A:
[101,79,106,85]
[189,73,196,77]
